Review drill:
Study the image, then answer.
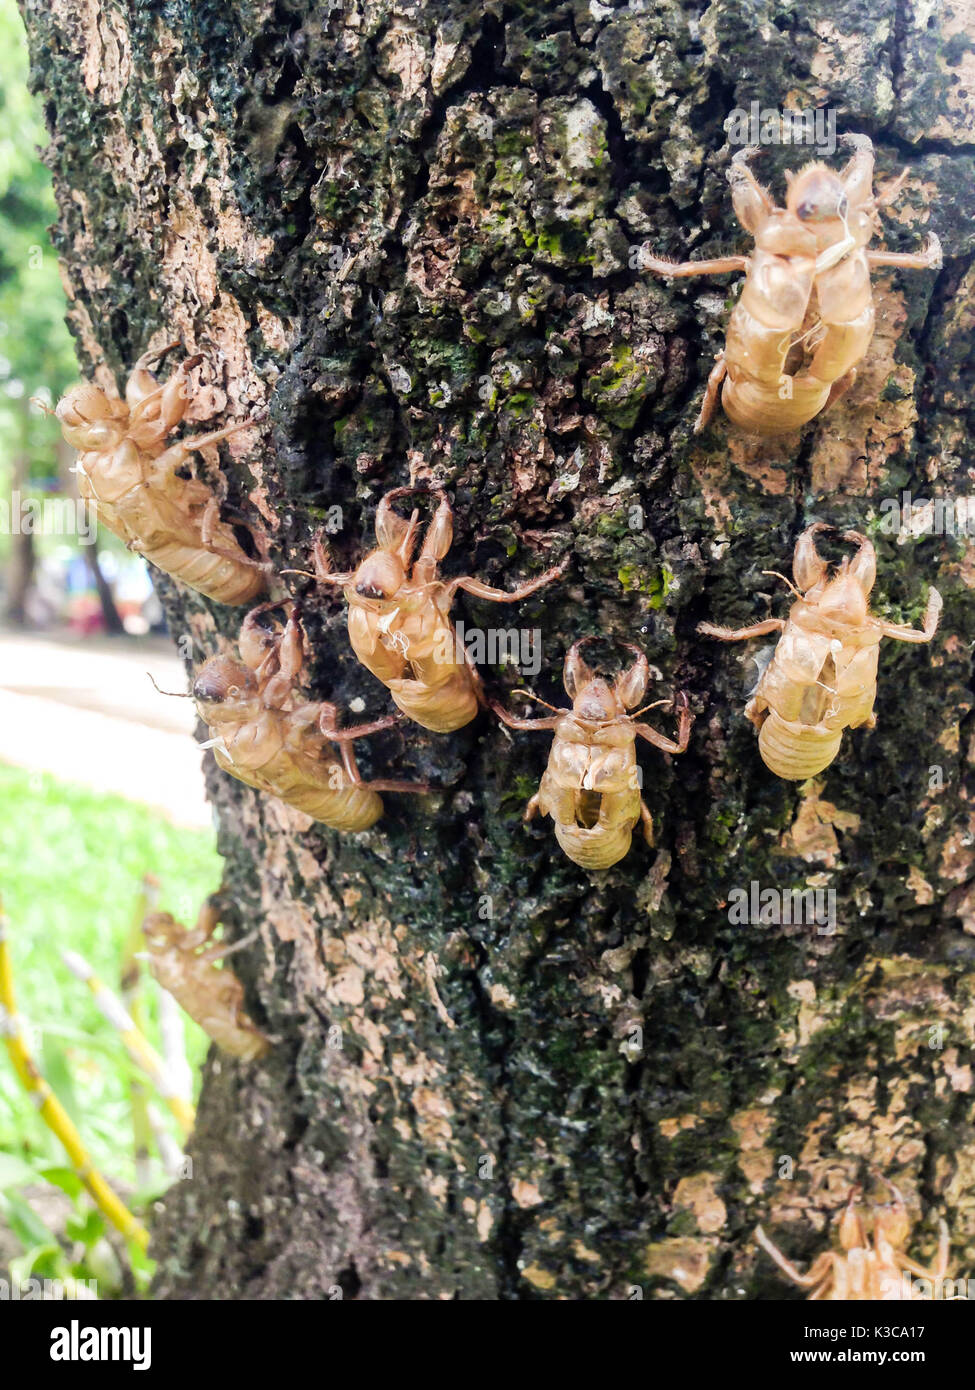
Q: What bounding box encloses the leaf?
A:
[0,1151,36,1189]
[9,1245,66,1285]
[127,1236,155,1281]
[1,1189,57,1248]
[39,1165,83,1200]
[65,1207,104,1248]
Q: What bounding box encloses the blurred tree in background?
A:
[0,0,223,1292]
[0,0,77,623]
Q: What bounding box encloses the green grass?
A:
[0,764,221,1249]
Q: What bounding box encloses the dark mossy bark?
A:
[19,0,975,1299]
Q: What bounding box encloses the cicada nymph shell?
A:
[641,134,941,435]
[289,487,564,733]
[143,899,270,1062]
[52,342,266,604]
[493,639,693,870]
[699,524,941,780]
[756,1181,950,1300]
[190,602,428,830]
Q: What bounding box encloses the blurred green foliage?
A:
[0,0,80,575]
[0,0,76,396]
[0,1,211,1295]
[0,765,222,1293]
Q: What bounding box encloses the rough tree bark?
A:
[19,0,975,1300]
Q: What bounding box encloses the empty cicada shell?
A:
[756,1180,950,1300]
[51,341,266,604]
[189,602,429,830]
[698,524,941,780]
[290,486,564,733]
[641,134,941,434]
[493,638,693,870]
[143,896,270,1061]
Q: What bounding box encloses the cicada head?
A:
[55,383,129,451]
[793,526,876,627]
[142,911,181,953]
[192,656,260,725]
[759,208,818,258]
[818,573,868,628]
[572,678,620,723]
[870,1179,912,1253]
[564,640,626,723]
[874,1199,911,1253]
[815,533,877,627]
[351,547,406,607]
[787,163,848,225]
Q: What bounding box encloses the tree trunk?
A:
[83,543,126,635]
[20,0,975,1300]
[60,432,126,633]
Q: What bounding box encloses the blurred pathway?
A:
[0,629,210,827]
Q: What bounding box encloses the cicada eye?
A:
[192,676,224,704]
[228,685,240,697]
[354,548,404,600]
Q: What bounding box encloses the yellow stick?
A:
[121,878,158,1186]
[0,903,149,1252]
[61,950,195,1138]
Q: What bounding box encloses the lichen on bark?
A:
[18,0,975,1298]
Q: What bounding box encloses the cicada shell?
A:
[493,639,693,870]
[756,1181,950,1300]
[295,487,563,733]
[143,898,270,1062]
[641,134,942,434]
[52,342,266,604]
[190,602,428,831]
[698,524,942,780]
